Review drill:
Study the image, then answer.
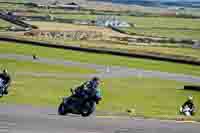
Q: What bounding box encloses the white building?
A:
[96,16,131,28]
[105,20,130,28]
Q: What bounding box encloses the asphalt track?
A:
[1,53,200,83]
[0,104,200,133]
[1,53,200,133]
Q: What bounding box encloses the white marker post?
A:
[106,66,110,73]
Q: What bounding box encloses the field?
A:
[2,18,200,66]
[120,16,200,40]
[0,41,200,120]
[27,21,127,38]
[25,15,200,40]
[123,16,200,29]
[28,13,200,40]
[58,40,200,61]
[20,36,200,62]
[1,1,200,40]
[55,14,97,20]
[1,41,200,76]
[0,19,12,30]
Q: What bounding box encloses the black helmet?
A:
[92,76,100,81]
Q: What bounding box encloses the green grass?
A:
[122,16,200,29]
[60,40,200,60]
[48,13,200,30]
[116,44,200,60]
[1,41,200,77]
[0,3,18,9]
[9,31,200,60]
[36,14,200,40]
[123,27,200,40]
[0,58,96,74]
[1,74,200,119]
[0,3,26,11]
[55,14,97,20]
[38,13,200,40]
[0,19,12,30]
[101,77,200,118]
[121,16,200,40]
[0,75,81,106]
[1,4,199,40]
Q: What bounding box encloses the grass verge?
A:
[0,74,200,120]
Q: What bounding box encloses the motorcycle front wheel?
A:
[80,102,95,117]
[58,103,67,115]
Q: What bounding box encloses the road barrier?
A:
[184,86,200,91]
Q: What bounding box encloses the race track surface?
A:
[0,104,200,133]
[1,54,200,83]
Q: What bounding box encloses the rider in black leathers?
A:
[70,77,102,105]
[0,69,11,95]
[181,96,195,115]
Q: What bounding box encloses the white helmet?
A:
[188,96,193,100]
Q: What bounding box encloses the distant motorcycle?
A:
[58,89,101,117]
[179,105,194,116]
[0,78,9,97]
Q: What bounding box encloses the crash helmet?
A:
[188,96,193,101]
[90,76,100,88]
[92,76,100,82]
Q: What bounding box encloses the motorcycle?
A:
[179,105,194,116]
[58,89,101,117]
[0,78,9,97]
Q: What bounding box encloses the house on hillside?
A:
[96,16,131,28]
[37,4,46,8]
[104,20,130,28]
[49,2,81,10]
[60,2,80,10]
[37,2,80,10]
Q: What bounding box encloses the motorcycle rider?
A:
[73,77,102,103]
[180,96,195,115]
[0,69,11,95]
